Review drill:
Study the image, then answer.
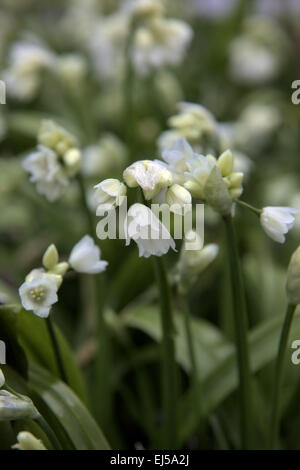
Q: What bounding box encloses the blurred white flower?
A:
[160,138,195,184]
[0,390,39,421]
[3,41,55,100]
[56,53,87,85]
[22,145,68,202]
[260,207,299,243]
[69,235,108,274]
[132,17,193,76]
[12,432,46,451]
[19,272,58,318]
[229,37,280,85]
[94,178,127,212]
[184,153,216,199]
[0,369,4,388]
[125,203,176,258]
[123,160,173,200]
[82,134,128,177]
[38,120,77,156]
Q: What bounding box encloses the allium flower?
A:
[166,184,192,215]
[132,17,193,76]
[19,272,59,318]
[123,160,173,200]
[160,139,195,184]
[12,432,46,451]
[22,145,68,202]
[69,235,108,274]
[184,154,216,199]
[0,390,39,421]
[260,207,299,243]
[94,179,127,212]
[0,369,4,388]
[125,203,176,258]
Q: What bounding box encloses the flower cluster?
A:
[22,120,82,201]
[19,236,107,317]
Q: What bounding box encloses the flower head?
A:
[12,432,46,451]
[125,203,176,258]
[94,178,127,213]
[19,273,58,318]
[260,206,299,243]
[123,160,173,200]
[69,235,108,274]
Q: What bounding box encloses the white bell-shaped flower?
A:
[125,203,176,258]
[69,235,108,274]
[19,272,58,318]
[260,206,299,243]
[94,178,127,212]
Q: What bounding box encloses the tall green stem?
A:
[153,256,178,449]
[223,214,252,449]
[46,317,68,385]
[269,303,296,449]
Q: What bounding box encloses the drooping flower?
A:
[123,160,173,200]
[260,207,299,243]
[125,203,176,258]
[19,272,59,318]
[69,235,108,274]
[0,390,39,421]
[132,17,193,76]
[94,179,127,212]
[166,184,192,214]
[12,432,46,451]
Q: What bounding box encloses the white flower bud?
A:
[166,184,191,214]
[42,244,59,271]
[203,166,233,215]
[217,150,234,177]
[69,235,108,274]
[51,262,69,276]
[0,391,39,421]
[94,179,127,212]
[63,148,81,177]
[286,246,300,305]
[260,206,299,244]
[12,431,46,451]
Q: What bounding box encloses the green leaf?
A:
[17,309,88,404]
[28,362,110,450]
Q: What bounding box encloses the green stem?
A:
[269,303,297,449]
[178,289,201,418]
[76,174,95,238]
[153,256,178,449]
[123,18,136,147]
[36,415,63,450]
[223,214,252,449]
[46,317,68,384]
[236,200,261,216]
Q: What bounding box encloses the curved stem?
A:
[36,415,63,450]
[223,214,252,449]
[269,303,297,449]
[46,317,68,385]
[236,200,261,216]
[153,256,178,449]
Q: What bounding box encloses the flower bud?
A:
[12,431,46,451]
[203,166,233,215]
[51,262,69,276]
[63,148,81,177]
[286,246,300,305]
[217,150,234,177]
[0,390,39,421]
[166,184,191,214]
[42,244,59,270]
[0,369,4,388]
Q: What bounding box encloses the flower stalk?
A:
[153,256,178,449]
[269,303,297,449]
[46,317,68,385]
[223,214,252,449]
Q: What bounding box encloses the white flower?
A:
[184,153,216,199]
[125,203,176,258]
[12,432,46,451]
[69,235,108,274]
[0,390,39,421]
[132,17,193,76]
[19,272,58,318]
[22,145,68,202]
[260,207,299,243]
[38,120,77,156]
[0,369,4,388]
[123,160,173,200]
[94,179,127,213]
[160,139,195,184]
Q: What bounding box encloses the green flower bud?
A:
[42,244,59,270]
[217,150,234,177]
[203,166,233,215]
